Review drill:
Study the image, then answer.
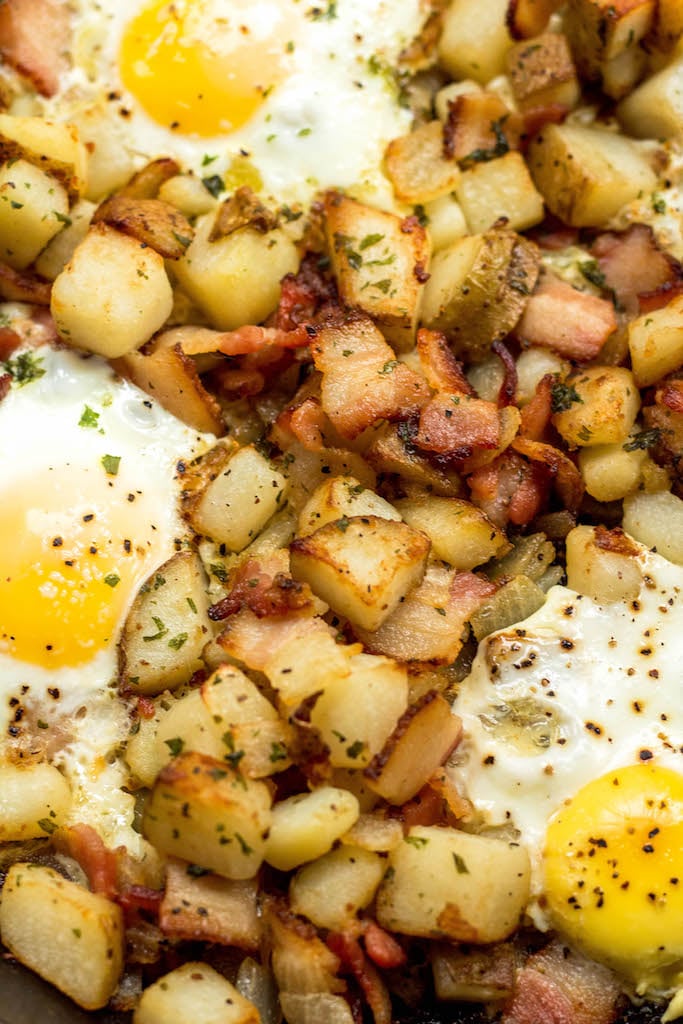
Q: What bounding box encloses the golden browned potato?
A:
[0,113,87,201]
[384,120,461,204]
[551,366,641,447]
[505,33,580,111]
[438,0,513,83]
[0,159,69,269]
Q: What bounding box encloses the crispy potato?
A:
[552,366,641,448]
[420,228,540,361]
[118,157,180,199]
[0,113,87,201]
[323,191,430,349]
[0,159,69,269]
[394,494,509,569]
[505,33,580,110]
[456,151,545,236]
[0,863,124,1010]
[289,845,385,931]
[651,0,683,49]
[628,294,683,388]
[143,750,272,879]
[174,210,298,330]
[441,91,520,168]
[265,786,360,872]
[565,524,643,602]
[0,762,71,841]
[438,0,513,83]
[376,826,530,942]
[384,120,461,204]
[92,195,194,260]
[290,515,430,632]
[51,223,173,357]
[564,0,655,79]
[182,443,289,551]
[119,550,212,696]
[297,476,401,537]
[134,962,260,1024]
[527,122,657,227]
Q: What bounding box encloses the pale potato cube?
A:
[565,525,643,602]
[424,193,468,252]
[120,550,212,696]
[628,295,683,387]
[0,114,87,201]
[516,346,569,405]
[265,786,360,872]
[376,826,530,943]
[341,814,404,852]
[263,621,354,706]
[623,491,683,565]
[0,864,124,1010]
[184,443,288,552]
[394,494,509,569]
[134,962,260,1024]
[143,751,272,879]
[158,174,217,217]
[456,152,545,234]
[290,845,385,931]
[34,198,96,280]
[51,223,173,357]
[0,159,69,269]
[438,0,513,83]
[174,212,298,330]
[0,762,71,841]
[309,652,408,768]
[297,476,400,537]
[125,705,170,788]
[527,122,657,227]
[578,440,647,501]
[154,687,225,767]
[290,515,430,632]
[70,106,136,201]
[552,366,640,447]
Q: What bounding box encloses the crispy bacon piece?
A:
[209,556,312,622]
[157,323,312,358]
[416,327,475,395]
[362,921,406,970]
[0,0,70,97]
[0,373,11,401]
[520,103,570,141]
[638,280,683,314]
[275,253,338,331]
[515,272,616,360]
[0,327,22,361]
[512,436,585,512]
[327,931,393,1024]
[502,940,621,1024]
[416,394,501,461]
[54,824,118,901]
[216,608,327,674]
[520,373,555,441]
[210,365,265,398]
[0,262,51,305]
[656,378,683,415]
[117,885,163,921]
[528,219,579,252]
[492,339,518,408]
[468,451,549,527]
[278,396,327,452]
[591,223,683,316]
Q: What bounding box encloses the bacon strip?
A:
[515,272,616,360]
[512,436,585,513]
[417,327,476,395]
[362,922,406,970]
[54,824,118,901]
[0,262,51,305]
[468,451,549,527]
[519,373,554,441]
[209,556,312,621]
[0,0,70,97]
[327,931,393,1024]
[416,393,501,461]
[591,223,683,317]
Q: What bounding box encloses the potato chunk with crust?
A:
[552,366,641,448]
[134,962,260,1024]
[0,159,69,270]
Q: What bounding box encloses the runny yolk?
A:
[119,0,298,137]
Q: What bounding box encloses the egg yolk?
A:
[544,764,683,992]
[0,472,166,669]
[119,0,298,137]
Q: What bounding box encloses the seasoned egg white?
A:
[26,0,430,210]
[0,335,212,851]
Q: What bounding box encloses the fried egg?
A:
[454,532,683,999]
[31,0,430,210]
[0,328,211,850]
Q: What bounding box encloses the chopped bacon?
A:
[520,373,555,441]
[0,262,52,305]
[638,279,683,314]
[468,450,550,527]
[528,218,579,252]
[279,396,327,452]
[327,931,393,1024]
[275,253,338,331]
[158,323,312,357]
[503,940,621,1024]
[656,378,683,415]
[55,824,118,901]
[0,373,11,401]
[362,922,406,970]
[591,223,683,317]
[117,885,163,921]
[216,608,328,673]
[520,103,570,141]
[210,365,265,398]
[209,556,312,621]
[0,327,22,361]
[512,436,585,512]
[515,272,617,360]
[416,327,475,395]
[492,339,518,407]
[0,0,70,97]
[393,781,451,830]
[136,695,156,720]
[416,393,501,461]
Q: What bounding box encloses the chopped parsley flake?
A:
[101,454,121,476]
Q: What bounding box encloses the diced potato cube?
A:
[158,173,217,217]
[384,120,461,204]
[297,476,400,537]
[618,57,683,141]
[578,440,647,501]
[174,212,298,330]
[263,620,354,706]
[516,347,569,404]
[552,366,640,447]
[628,294,683,386]
[51,223,173,357]
[309,652,408,768]
[120,551,212,696]
[394,495,509,570]
[456,152,545,234]
[376,826,530,943]
[290,515,430,632]
[323,191,431,349]
[505,33,580,111]
[34,198,95,280]
[565,524,643,602]
[601,43,647,99]
[183,443,288,552]
[438,0,513,83]
[623,490,683,565]
[134,962,260,1024]
[0,159,69,269]
[143,751,272,879]
[0,114,87,201]
[652,0,683,49]
[265,786,360,871]
[0,864,124,1010]
[527,123,657,227]
[564,0,655,75]
[0,763,71,841]
[424,193,468,252]
[290,846,385,931]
